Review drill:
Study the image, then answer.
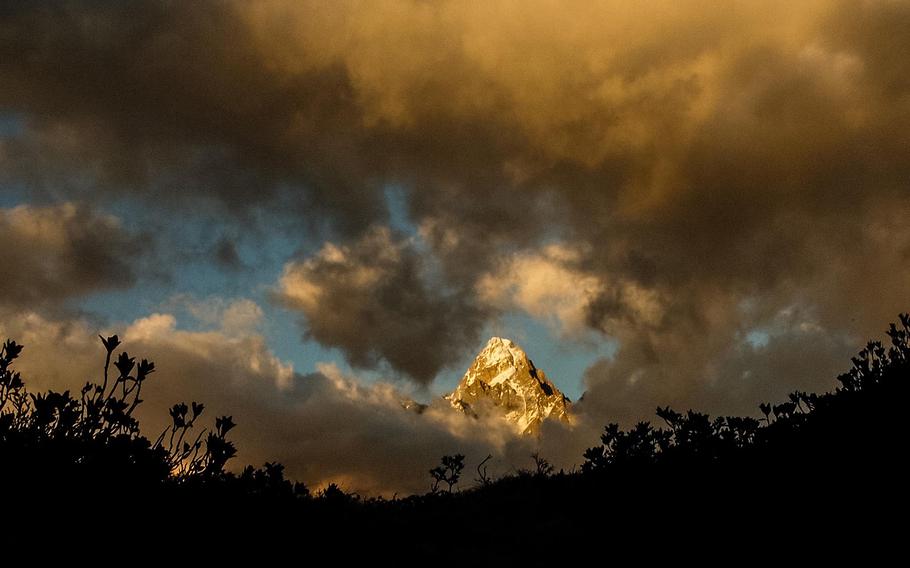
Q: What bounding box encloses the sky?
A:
[1,0,909,495]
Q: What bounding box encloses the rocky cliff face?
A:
[446,337,571,435]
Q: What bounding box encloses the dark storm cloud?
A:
[1,0,909,443]
[0,0,385,234]
[0,1,565,245]
[277,226,487,383]
[0,203,147,307]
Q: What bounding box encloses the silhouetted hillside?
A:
[3,316,907,557]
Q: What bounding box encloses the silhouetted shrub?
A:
[0,334,307,504]
[430,453,465,493]
[582,313,910,478]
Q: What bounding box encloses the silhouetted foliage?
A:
[4,315,909,558]
[530,451,554,477]
[0,334,307,507]
[580,313,910,478]
[429,453,465,493]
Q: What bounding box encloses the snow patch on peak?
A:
[478,336,528,367]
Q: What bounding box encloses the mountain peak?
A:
[476,336,526,369]
[447,337,571,435]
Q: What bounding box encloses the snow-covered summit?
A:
[446,337,571,435]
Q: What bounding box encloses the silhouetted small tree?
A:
[430,454,465,493]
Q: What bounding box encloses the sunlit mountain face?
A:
[1,0,910,494]
[447,337,571,435]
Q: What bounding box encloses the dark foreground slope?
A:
[2,317,908,558]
